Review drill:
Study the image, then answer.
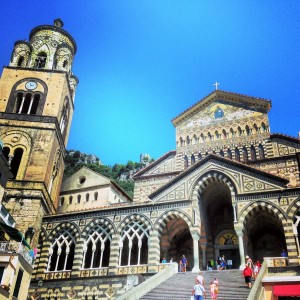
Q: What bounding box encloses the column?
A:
[234,225,245,270]
[147,231,161,273]
[232,202,237,223]
[108,233,121,275]
[192,233,200,273]
[70,237,85,277]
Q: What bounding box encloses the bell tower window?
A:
[35,52,47,69]
[15,92,40,115]
[17,56,24,67]
[10,148,23,179]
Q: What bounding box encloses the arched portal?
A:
[197,175,240,268]
[244,208,287,262]
[159,218,193,270]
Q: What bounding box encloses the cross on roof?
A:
[213,82,220,90]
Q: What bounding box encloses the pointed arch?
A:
[191,172,237,199]
[238,201,286,225]
[154,209,194,236]
[81,218,114,269]
[118,214,152,266]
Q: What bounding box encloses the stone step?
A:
[140,270,251,300]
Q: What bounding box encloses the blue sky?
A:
[1,1,299,165]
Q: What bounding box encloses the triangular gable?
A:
[172,90,271,128]
[133,151,178,178]
[149,155,288,203]
[61,166,111,192]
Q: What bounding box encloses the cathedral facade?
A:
[0,20,299,300]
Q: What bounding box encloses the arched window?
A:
[245,125,251,136]
[11,148,23,179]
[86,193,90,202]
[200,133,205,142]
[60,99,69,134]
[77,195,81,204]
[237,127,242,136]
[186,136,190,145]
[250,145,256,161]
[184,156,188,169]
[47,229,75,271]
[63,60,68,68]
[119,219,149,266]
[222,129,227,139]
[192,135,197,145]
[17,56,24,67]
[82,223,112,269]
[69,196,73,205]
[191,154,195,165]
[258,144,265,159]
[235,148,240,162]
[94,192,98,201]
[60,197,65,206]
[208,132,212,141]
[261,122,267,132]
[230,128,235,138]
[227,149,232,159]
[35,52,47,68]
[180,137,184,147]
[253,124,259,133]
[242,147,248,162]
[219,150,224,157]
[215,130,220,139]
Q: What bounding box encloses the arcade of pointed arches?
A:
[40,195,300,274]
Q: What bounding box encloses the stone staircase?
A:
[140,270,251,300]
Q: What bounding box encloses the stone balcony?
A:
[0,241,34,266]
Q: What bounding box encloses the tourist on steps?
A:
[196,271,205,285]
[182,254,188,272]
[192,279,206,300]
[242,264,253,289]
[210,279,219,300]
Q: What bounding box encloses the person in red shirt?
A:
[243,265,253,288]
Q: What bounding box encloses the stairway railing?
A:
[247,261,267,300]
[116,263,178,300]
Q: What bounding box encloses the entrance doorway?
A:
[219,249,240,269]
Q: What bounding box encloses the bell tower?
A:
[0,19,79,246]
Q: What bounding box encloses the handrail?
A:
[247,260,268,300]
[117,263,178,300]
